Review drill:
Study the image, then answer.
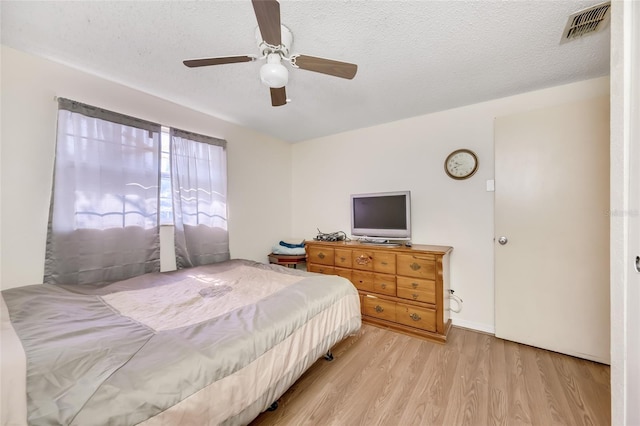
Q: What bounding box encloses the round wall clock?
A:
[444,149,479,180]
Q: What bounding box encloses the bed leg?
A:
[323,350,334,361]
[267,401,278,411]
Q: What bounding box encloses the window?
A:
[160,127,173,225]
[170,128,229,267]
[45,99,229,285]
[45,99,161,285]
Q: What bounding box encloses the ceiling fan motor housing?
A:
[256,24,292,57]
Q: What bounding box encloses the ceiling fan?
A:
[183,0,358,107]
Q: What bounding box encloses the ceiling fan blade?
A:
[252,0,281,46]
[270,87,287,107]
[183,56,254,68]
[292,55,358,79]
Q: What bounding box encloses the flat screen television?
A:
[350,191,411,241]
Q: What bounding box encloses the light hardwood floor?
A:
[251,324,610,426]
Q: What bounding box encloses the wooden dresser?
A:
[305,241,453,343]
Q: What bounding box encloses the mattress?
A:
[0,259,361,425]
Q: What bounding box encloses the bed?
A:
[0,259,361,425]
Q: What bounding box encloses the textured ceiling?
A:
[1,1,610,143]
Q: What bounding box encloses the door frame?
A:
[610,1,639,425]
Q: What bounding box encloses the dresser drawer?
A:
[396,276,436,304]
[396,303,437,332]
[334,249,352,268]
[373,252,396,275]
[351,271,374,292]
[308,264,335,275]
[363,296,396,322]
[352,250,374,271]
[335,267,353,282]
[397,254,436,279]
[372,273,396,296]
[307,247,335,266]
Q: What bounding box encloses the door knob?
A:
[498,236,508,245]
[635,255,640,273]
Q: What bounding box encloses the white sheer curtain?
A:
[44,98,161,285]
[171,128,229,268]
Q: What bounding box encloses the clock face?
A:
[445,149,478,179]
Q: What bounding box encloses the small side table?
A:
[268,253,307,269]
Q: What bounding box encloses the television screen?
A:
[350,191,411,240]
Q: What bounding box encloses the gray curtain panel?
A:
[44,98,161,285]
[170,128,229,268]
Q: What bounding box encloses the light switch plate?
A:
[486,179,495,192]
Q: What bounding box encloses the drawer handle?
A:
[381,261,388,265]
[412,293,418,300]
[410,262,421,271]
[375,305,384,313]
[411,282,418,289]
[381,283,387,289]
[340,256,346,262]
[409,313,421,321]
[356,255,371,265]
[318,252,325,259]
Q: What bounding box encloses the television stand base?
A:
[360,240,401,247]
[358,237,401,246]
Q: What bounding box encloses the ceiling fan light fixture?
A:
[260,53,288,88]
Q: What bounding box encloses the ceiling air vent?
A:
[561,1,611,43]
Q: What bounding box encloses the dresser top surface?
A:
[305,240,453,255]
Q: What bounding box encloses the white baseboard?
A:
[451,318,495,335]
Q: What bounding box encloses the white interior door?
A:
[494,96,610,363]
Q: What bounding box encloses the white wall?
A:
[292,76,610,333]
[0,45,292,290]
